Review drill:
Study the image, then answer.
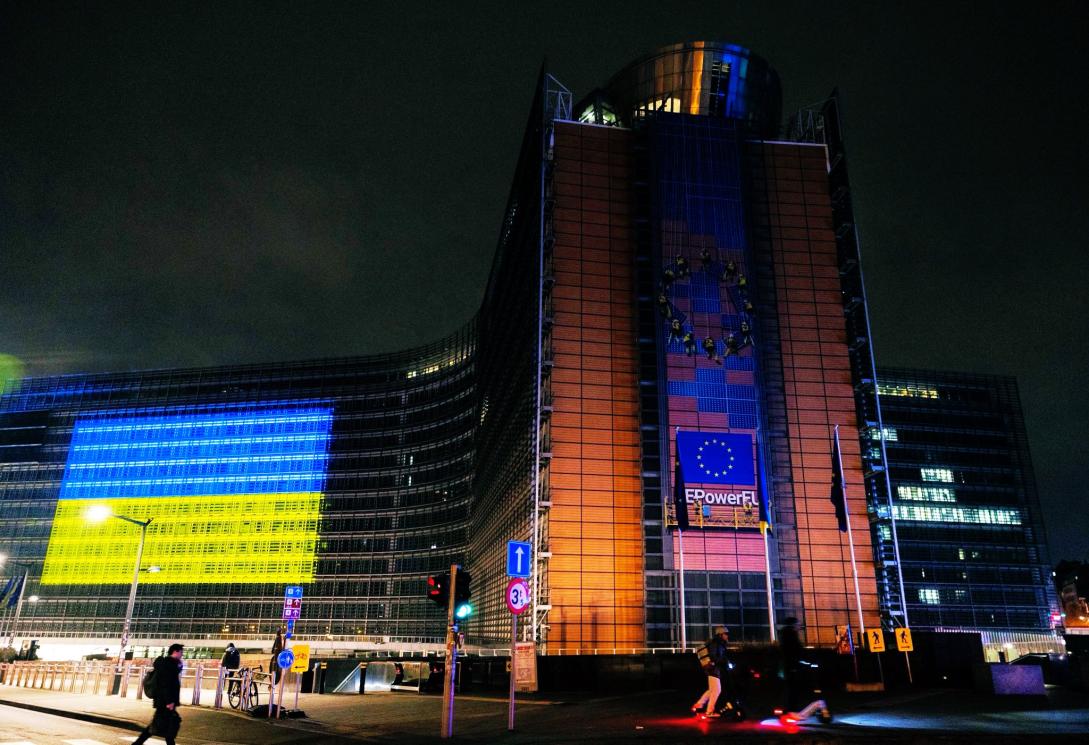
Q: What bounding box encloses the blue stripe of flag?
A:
[59,407,333,500]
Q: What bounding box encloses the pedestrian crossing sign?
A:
[896,627,913,652]
[866,628,885,652]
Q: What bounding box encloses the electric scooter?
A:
[776,698,832,725]
[774,662,832,725]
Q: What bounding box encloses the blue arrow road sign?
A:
[284,585,304,599]
[507,540,531,578]
[277,650,295,669]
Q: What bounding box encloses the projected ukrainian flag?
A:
[42,405,333,585]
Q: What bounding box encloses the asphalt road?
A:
[0,702,357,745]
[0,704,141,745]
[3,686,1088,744]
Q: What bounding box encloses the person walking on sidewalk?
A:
[133,643,184,745]
[778,617,805,713]
[692,626,731,718]
[270,627,286,683]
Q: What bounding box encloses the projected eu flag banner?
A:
[677,431,755,486]
[42,406,333,585]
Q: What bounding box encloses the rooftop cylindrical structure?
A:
[601,41,782,137]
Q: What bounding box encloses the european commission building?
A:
[0,42,1055,659]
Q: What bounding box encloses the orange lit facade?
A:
[472,44,884,651]
[747,141,881,644]
[545,123,645,648]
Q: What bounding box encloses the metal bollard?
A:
[191,663,202,706]
[135,664,145,700]
[213,666,225,709]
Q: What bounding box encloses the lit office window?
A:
[896,486,956,502]
[919,588,941,605]
[920,467,954,482]
[892,504,1022,526]
[877,384,939,399]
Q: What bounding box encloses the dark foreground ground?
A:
[1,681,1087,744]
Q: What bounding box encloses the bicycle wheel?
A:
[227,680,241,709]
[248,681,260,708]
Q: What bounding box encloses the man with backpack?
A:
[692,626,731,718]
[133,643,184,745]
[221,642,241,701]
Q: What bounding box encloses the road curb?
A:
[0,697,144,732]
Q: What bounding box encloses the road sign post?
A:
[507,541,531,578]
[895,627,914,684]
[279,586,303,715]
[505,577,530,731]
[276,649,294,717]
[865,628,885,687]
[866,628,885,652]
[440,563,460,739]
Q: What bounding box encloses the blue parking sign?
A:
[507,540,531,578]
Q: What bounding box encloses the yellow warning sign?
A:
[895,628,913,652]
[866,629,885,652]
[290,643,310,672]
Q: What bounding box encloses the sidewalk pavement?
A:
[2,682,1088,744]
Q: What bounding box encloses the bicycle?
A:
[226,666,262,710]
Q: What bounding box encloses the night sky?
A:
[2,2,1086,559]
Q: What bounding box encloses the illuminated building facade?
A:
[0,331,475,649]
[470,42,881,649]
[875,368,1054,637]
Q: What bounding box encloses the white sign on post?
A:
[513,641,538,693]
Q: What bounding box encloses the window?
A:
[878,383,939,399]
[919,588,940,605]
[920,468,954,482]
[892,504,1022,526]
[897,486,956,502]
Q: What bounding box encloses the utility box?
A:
[973,663,1045,695]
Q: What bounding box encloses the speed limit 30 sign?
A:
[506,578,530,615]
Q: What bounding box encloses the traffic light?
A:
[427,569,471,619]
[454,570,472,619]
[427,573,450,607]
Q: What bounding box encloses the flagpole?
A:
[761,525,776,641]
[677,525,687,650]
[835,425,866,639]
[756,429,776,641]
[675,427,687,651]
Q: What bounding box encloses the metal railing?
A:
[0,660,275,712]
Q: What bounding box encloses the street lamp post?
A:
[0,556,32,649]
[85,505,153,664]
[117,515,152,656]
